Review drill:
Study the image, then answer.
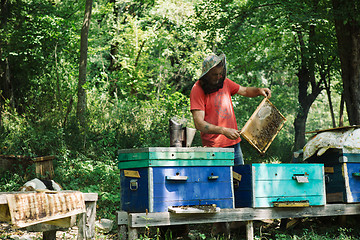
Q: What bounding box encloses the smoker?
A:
[169,118,196,147]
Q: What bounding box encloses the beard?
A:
[199,70,226,94]
[199,77,225,94]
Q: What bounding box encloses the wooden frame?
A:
[240,98,286,154]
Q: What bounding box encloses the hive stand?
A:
[117,203,360,240]
[0,192,98,240]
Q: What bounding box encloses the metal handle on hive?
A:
[292,174,309,183]
[166,176,188,181]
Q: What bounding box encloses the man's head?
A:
[199,54,226,94]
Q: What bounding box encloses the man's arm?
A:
[237,86,271,98]
[191,109,240,140]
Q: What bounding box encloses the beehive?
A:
[118,147,235,213]
[233,163,326,208]
[306,148,360,203]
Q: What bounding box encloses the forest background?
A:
[0,0,360,223]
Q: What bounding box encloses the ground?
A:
[2,216,360,239]
[0,222,117,240]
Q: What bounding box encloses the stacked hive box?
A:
[118,147,235,213]
[306,149,360,203]
[233,163,326,207]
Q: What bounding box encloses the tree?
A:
[331,0,360,125]
[106,0,208,100]
[195,0,339,150]
[77,0,93,129]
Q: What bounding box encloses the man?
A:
[190,53,271,236]
[190,53,271,165]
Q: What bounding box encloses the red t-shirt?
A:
[190,78,241,147]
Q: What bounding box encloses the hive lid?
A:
[117,147,234,169]
[240,98,286,154]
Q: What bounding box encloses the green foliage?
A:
[55,154,121,219]
[0,84,193,218]
[273,227,359,240]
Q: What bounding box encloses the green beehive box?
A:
[118,147,234,169]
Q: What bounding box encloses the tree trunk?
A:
[323,72,336,128]
[332,0,360,125]
[76,0,93,129]
[0,0,14,123]
[294,68,321,150]
[339,91,345,127]
[293,28,323,150]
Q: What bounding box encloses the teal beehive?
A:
[233,163,326,208]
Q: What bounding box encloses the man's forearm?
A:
[196,121,224,135]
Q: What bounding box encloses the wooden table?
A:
[0,191,98,240]
[117,203,360,240]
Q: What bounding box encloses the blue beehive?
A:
[233,163,326,208]
[118,147,235,213]
[306,148,360,203]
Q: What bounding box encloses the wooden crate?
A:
[33,156,55,179]
[233,163,326,208]
[0,155,32,174]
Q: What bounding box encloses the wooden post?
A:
[246,220,253,240]
[77,195,97,240]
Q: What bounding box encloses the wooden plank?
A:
[118,203,360,227]
[0,192,97,206]
[6,191,85,228]
[32,156,56,162]
[44,215,76,228]
[83,192,98,202]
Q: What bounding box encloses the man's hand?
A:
[259,88,271,98]
[222,128,241,140]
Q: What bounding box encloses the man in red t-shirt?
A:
[190,53,271,165]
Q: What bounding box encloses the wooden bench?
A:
[0,191,98,240]
[117,203,360,240]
